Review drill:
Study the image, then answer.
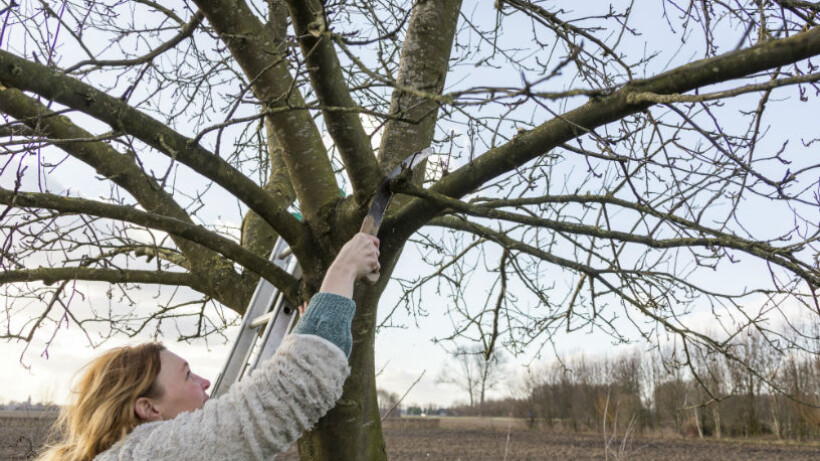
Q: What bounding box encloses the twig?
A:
[503,417,513,461]
[382,369,426,421]
[603,391,610,461]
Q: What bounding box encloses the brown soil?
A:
[4,413,819,460]
[279,417,820,461]
[0,411,59,461]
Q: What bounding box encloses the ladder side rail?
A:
[210,276,276,397]
[246,261,302,375]
[210,237,293,397]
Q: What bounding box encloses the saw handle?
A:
[359,217,380,283]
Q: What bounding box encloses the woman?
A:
[37,233,380,461]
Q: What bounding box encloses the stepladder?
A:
[210,236,301,398]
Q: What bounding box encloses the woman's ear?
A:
[135,397,162,422]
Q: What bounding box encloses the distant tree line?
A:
[376,389,446,419]
[438,329,820,441]
[0,399,57,412]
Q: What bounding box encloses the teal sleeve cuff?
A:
[291,292,355,358]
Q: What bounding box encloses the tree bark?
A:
[285,0,381,201]
[297,282,391,460]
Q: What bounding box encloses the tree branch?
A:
[400,184,819,287]
[0,188,300,303]
[627,71,820,104]
[427,216,779,359]
[64,11,205,73]
[378,0,463,171]
[392,26,820,242]
[192,0,339,224]
[0,267,199,287]
[285,0,381,202]
[472,193,750,241]
[498,0,634,80]
[0,49,302,245]
[130,245,189,269]
[0,85,261,309]
[132,0,186,25]
[240,116,295,260]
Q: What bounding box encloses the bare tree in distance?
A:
[1,1,820,459]
[437,347,480,409]
[690,337,730,438]
[376,388,401,419]
[437,345,507,415]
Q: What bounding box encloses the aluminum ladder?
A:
[210,236,301,398]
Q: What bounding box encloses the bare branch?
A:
[286,0,380,201]
[64,11,205,73]
[391,26,820,240]
[192,0,340,224]
[0,50,303,245]
[0,267,198,287]
[627,71,820,104]
[0,188,300,303]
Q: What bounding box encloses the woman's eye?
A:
[186,371,191,379]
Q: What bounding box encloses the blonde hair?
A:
[36,342,165,461]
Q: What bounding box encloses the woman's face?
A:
[152,350,211,419]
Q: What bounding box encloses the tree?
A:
[436,345,506,414]
[1,1,820,460]
[376,388,401,419]
[691,342,730,438]
[436,347,480,409]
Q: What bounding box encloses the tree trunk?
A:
[747,375,758,437]
[296,246,403,461]
[771,395,781,439]
[297,289,386,460]
[479,380,486,417]
[713,405,721,439]
[479,359,492,417]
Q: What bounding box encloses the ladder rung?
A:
[249,311,273,328]
[249,301,295,328]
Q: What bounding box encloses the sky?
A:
[1,1,818,410]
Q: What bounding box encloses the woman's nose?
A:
[201,377,211,390]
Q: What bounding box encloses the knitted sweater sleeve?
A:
[94,333,349,461]
[291,292,356,357]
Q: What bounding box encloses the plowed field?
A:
[4,412,818,460]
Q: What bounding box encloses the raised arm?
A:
[292,233,380,356]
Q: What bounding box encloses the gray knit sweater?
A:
[94,293,354,461]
